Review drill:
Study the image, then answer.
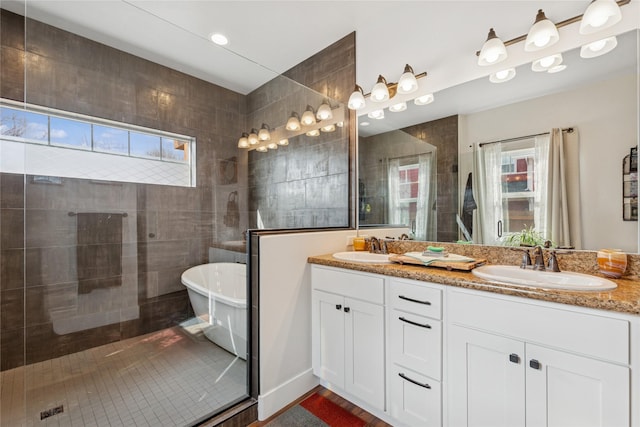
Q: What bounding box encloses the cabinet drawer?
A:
[449,290,629,364]
[390,279,442,319]
[390,310,442,380]
[389,366,441,427]
[311,266,384,304]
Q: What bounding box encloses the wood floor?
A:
[248,385,392,426]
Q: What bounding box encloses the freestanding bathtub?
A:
[181,263,247,359]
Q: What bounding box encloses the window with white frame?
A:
[0,99,196,187]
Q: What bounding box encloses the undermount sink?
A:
[332,251,391,264]
[472,265,617,291]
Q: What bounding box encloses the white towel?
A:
[404,252,475,266]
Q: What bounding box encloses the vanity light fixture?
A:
[285,112,301,131]
[306,129,320,137]
[489,68,516,83]
[371,75,391,102]
[368,109,385,120]
[248,129,259,145]
[531,53,563,72]
[347,85,366,110]
[237,132,249,148]
[525,9,559,51]
[414,93,434,106]
[300,106,317,126]
[316,100,333,121]
[580,36,618,58]
[580,0,622,34]
[397,64,419,94]
[389,102,407,113]
[258,124,271,141]
[278,138,289,146]
[477,28,508,66]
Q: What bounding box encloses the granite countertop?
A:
[308,254,640,316]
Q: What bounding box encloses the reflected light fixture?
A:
[547,64,567,73]
[370,75,390,102]
[414,93,434,106]
[525,9,559,51]
[300,106,316,126]
[360,121,370,127]
[316,100,333,120]
[285,112,301,131]
[237,132,249,148]
[256,145,268,152]
[489,68,516,83]
[258,124,271,141]
[531,53,563,72]
[389,102,407,113]
[368,109,385,120]
[321,124,336,132]
[347,85,366,110]
[278,138,289,146]
[248,129,259,145]
[397,64,419,94]
[580,0,622,34]
[580,36,618,58]
[267,142,278,150]
[306,129,320,137]
[478,28,508,66]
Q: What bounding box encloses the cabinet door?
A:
[390,366,441,427]
[525,343,629,427]
[344,297,385,411]
[312,290,345,388]
[448,325,526,427]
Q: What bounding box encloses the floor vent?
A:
[40,405,64,420]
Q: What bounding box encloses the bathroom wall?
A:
[243,34,355,229]
[0,9,245,370]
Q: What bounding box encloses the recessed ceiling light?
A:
[210,33,229,46]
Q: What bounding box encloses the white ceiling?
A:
[2,0,639,134]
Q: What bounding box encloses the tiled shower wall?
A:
[0,9,246,370]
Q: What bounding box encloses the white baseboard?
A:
[258,368,319,420]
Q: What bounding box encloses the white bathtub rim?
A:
[181,262,246,309]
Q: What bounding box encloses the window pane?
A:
[93,125,128,154]
[1,107,49,143]
[162,137,188,163]
[130,132,161,159]
[50,116,91,149]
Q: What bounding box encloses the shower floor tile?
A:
[0,321,247,427]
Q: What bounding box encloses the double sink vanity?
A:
[308,242,640,427]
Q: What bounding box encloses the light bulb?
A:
[370,75,390,102]
[285,113,301,131]
[489,68,516,83]
[316,101,332,120]
[496,70,510,79]
[248,129,259,145]
[267,142,278,150]
[347,85,366,110]
[301,107,316,126]
[278,138,289,146]
[525,10,559,52]
[397,64,418,94]
[321,124,336,132]
[256,146,268,152]
[237,133,249,148]
[531,54,562,72]
[258,124,270,141]
[589,39,607,52]
[540,56,555,67]
[306,129,320,137]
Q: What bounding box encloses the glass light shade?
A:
[531,54,563,72]
[389,102,407,113]
[278,138,289,146]
[580,36,618,58]
[237,133,249,148]
[489,68,516,83]
[478,29,507,66]
[306,129,320,137]
[368,109,385,120]
[321,124,336,132]
[370,75,390,102]
[301,107,316,126]
[580,0,622,35]
[525,10,559,52]
[414,93,434,106]
[316,102,333,120]
[336,121,344,128]
[267,142,278,150]
[248,129,259,145]
[258,124,270,141]
[347,85,366,110]
[397,65,418,94]
[285,113,301,131]
[256,146,268,152]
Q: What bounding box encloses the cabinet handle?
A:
[398,373,431,389]
[529,359,541,370]
[398,295,431,305]
[344,307,350,313]
[509,353,520,364]
[335,304,342,310]
[399,316,431,329]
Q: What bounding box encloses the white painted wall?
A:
[257,227,407,420]
[459,72,639,253]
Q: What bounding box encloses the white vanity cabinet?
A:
[311,266,385,411]
[388,278,443,427]
[447,289,630,427]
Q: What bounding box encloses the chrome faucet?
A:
[532,246,545,271]
[369,237,388,254]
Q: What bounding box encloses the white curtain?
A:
[414,153,432,240]
[473,142,503,245]
[534,134,550,239]
[387,158,401,225]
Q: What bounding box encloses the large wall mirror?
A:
[358,28,639,253]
